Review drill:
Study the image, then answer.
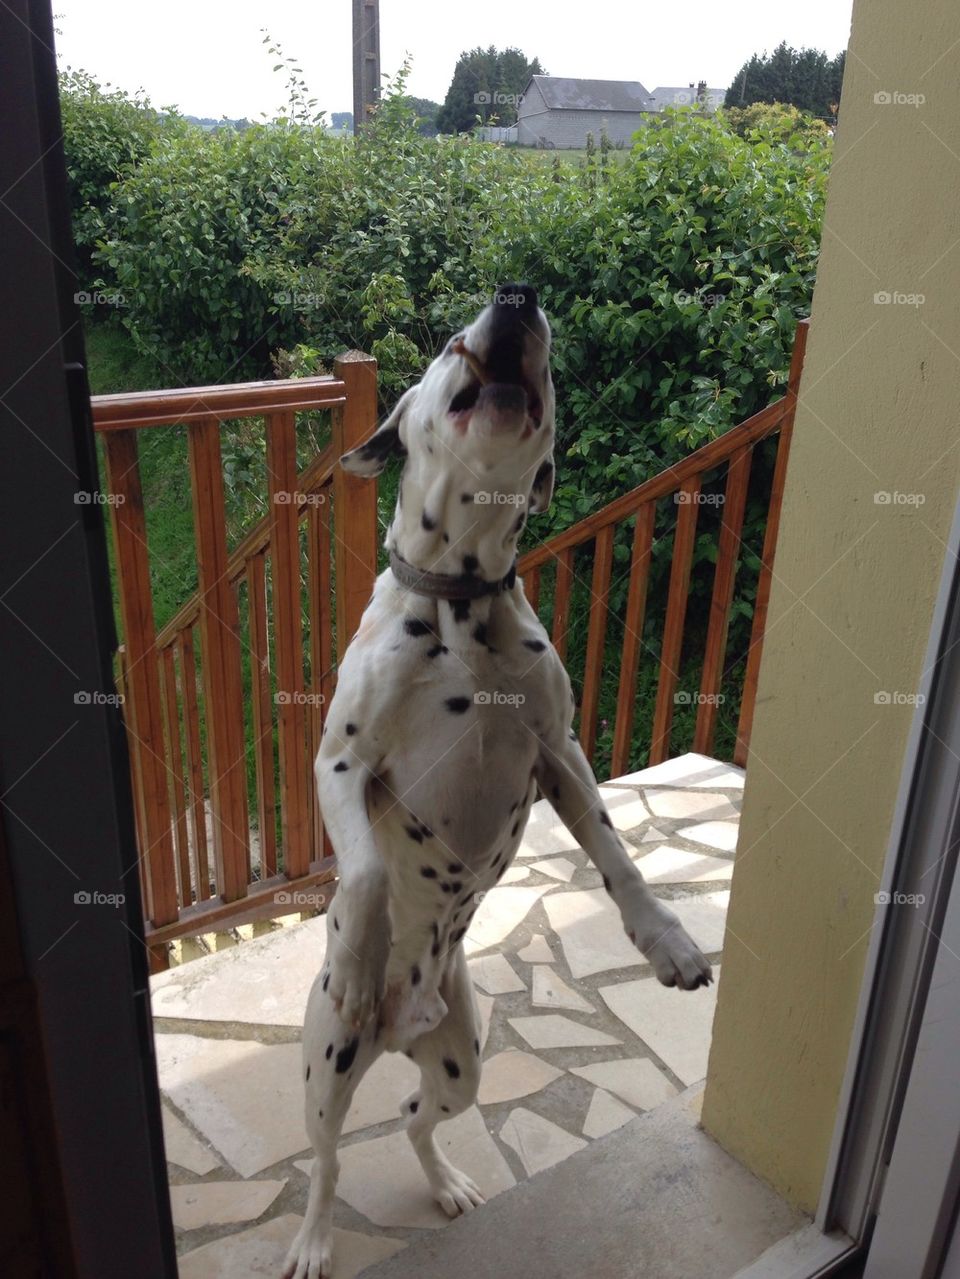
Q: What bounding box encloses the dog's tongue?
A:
[474,382,526,434]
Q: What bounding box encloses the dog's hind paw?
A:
[282,1222,333,1279]
[432,1162,485,1217]
[623,897,713,992]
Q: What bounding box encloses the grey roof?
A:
[525,75,653,113]
[648,85,727,112]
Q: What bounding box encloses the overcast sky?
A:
[54,0,854,121]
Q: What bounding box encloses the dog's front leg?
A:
[315,728,389,1029]
[536,736,713,990]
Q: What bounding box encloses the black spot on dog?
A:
[509,800,518,814]
[603,875,612,894]
[411,964,421,986]
[421,866,438,878]
[445,696,470,714]
[523,638,546,652]
[409,1099,419,1113]
[336,1037,360,1074]
[443,1057,460,1079]
[441,1105,451,1113]
[450,881,463,894]
[404,617,432,637]
[333,916,339,931]
[599,811,613,829]
[443,532,450,543]
[334,760,349,772]
[460,492,474,504]
[325,1043,333,1060]
[441,882,452,894]
[346,722,358,735]
[322,972,330,992]
[511,821,520,837]
[431,939,441,957]
[426,643,447,658]
[473,621,494,650]
[421,511,437,531]
[451,599,471,623]
[448,862,463,874]
[463,554,479,575]
[306,1065,311,1081]
[406,1049,415,1060]
[450,926,465,944]
[552,784,560,800]
[406,825,424,843]
[318,1107,324,1117]
[474,1038,480,1056]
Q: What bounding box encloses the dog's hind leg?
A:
[401,945,485,1217]
[283,971,384,1279]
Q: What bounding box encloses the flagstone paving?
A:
[154,753,741,1276]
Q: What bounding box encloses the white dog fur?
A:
[283,286,712,1279]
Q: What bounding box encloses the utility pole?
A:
[352,0,380,132]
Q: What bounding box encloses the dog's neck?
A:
[385,461,529,589]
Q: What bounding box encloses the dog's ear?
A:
[527,454,555,514]
[340,386,416,477]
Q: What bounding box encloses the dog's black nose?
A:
[493,283,537,312]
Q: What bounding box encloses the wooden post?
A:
[735,321,809,766]
[266,410,310,879]
[102,431,178,928]
[649,477,701,764]
[187,419,250,901]
[332,353,379,663]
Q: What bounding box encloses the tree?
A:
[437,46,544,133]
[402,96,441,136]
[726,43,845,121]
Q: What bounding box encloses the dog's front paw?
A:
[624,898,713,991]
[282,1219,333,1279]
[324,939,381,1029]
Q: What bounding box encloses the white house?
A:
[516,76,653,149]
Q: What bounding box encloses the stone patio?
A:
[151,753,743,1277]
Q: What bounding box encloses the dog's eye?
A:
[449,383,480,414]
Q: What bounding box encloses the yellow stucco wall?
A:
[701,0,960,1213]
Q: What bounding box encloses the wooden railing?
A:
[93,353,378,969]
[95,323,807,964]
[518,319,808,775]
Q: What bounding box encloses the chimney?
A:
[697,80,707,103]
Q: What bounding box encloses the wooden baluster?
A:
[102,430,178,928]
[160,644,191,905]
[524,566,541,614]
[551,548,573,660]
[611,503,656,777]
[649,477,701,765]
[177,628,210,901]
[187,418,250,902]
[308,493,334,859]
[332,353,379,662]
[266,410,309,880]
[579,525,615,764]
[735,321,808,765]
[694,447,753,757]
[246,552,278,878]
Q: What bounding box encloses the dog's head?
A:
[341,283,555,582]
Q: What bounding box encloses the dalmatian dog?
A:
[283,285,712,1279]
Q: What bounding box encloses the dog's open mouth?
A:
[448,340,543,432]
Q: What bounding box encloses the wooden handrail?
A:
[93,361,377,967]
[92,374,347,431]
[519,319,809,773]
